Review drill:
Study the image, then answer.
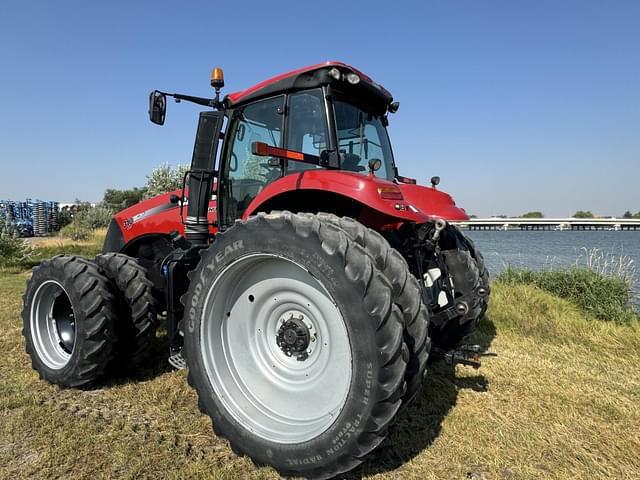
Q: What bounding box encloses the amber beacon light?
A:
[211,67,225,89]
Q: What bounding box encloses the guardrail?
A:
[452,218,640,231]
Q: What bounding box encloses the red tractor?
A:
[22,62,489,479]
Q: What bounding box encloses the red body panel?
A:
[112,174,467,249]
[399,184,469,221]
[113,190,219,246]
[226,61,391,105]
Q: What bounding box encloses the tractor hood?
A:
[398,183,469,221]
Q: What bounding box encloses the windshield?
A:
[333,99,395,181]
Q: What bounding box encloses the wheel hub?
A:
[51,313,75,354]
[276,313,314,361]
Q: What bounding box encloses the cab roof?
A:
[224,61,393,110]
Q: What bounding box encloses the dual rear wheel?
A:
[22,254,157,387]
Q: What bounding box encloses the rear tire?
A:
[124,235,173,312]
[22,255,118,388]
[311,212,430,406]
[183,212,407,479]
[94,253,158,371]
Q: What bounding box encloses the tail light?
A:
[378,187,404,201]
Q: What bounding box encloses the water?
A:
[465,230,640,304]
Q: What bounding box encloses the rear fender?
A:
[243,170,430,229]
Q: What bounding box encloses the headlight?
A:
[346,73,360,85]
[328,67,341,80]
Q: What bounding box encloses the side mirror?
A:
[148,90,166,125]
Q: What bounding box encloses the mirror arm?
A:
[158,91,219,108]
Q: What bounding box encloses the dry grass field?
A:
[1,270,639,479]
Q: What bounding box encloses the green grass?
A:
[1,270,639,479]
[0,228,105,272]
[496,266,637,323]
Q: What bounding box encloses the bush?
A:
[0,226,33,267]
[74,205,113,230]
[57,203,113,241]
[58,222,92,241]
[103,188,146,211]
[496,267,637,323]
[144,163,189,199]
[56,208,74,229]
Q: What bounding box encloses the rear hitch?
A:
[434,344,496,369]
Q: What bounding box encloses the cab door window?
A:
[226,95,284,219]
[285,89,328,173]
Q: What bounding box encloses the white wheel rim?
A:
[200,254,352,444]
[30,280,76,370]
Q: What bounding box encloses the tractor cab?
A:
[149,62,404,227]
[216,62,401,224]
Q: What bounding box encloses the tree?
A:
[143,163,190,199]
[573,210,594,219]
[103,188,146,211]
[623,211,633,219]
[521,211,544,218]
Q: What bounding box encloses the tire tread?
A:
[94,253,158,370]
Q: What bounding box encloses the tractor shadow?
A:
[346,315,497,478]
[103,327,176,387]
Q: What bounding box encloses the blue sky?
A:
[0,0,638,217]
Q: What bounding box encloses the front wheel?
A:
[183,212,407,479]
[425,226,490,349]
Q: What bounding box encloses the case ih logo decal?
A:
[122,202,179,230]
